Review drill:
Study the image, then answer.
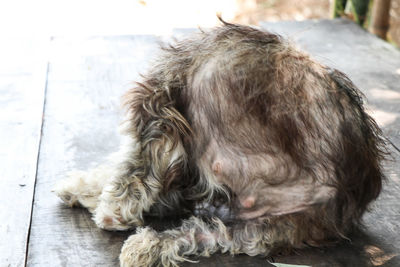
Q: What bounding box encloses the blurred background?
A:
[0,0,398,45]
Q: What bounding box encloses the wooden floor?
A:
[1,19,400,267]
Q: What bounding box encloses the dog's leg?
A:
[119,216,287,267]
[92,84,191,231]
[55,128,186,231]
[55,80,191,231]
[53,165,114,213]
[53,130,140,214]
[93,136,187,230]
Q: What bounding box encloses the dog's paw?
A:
[53,184,80,207]
[120,227,197,267]
[53,171,86,207]
[93,200,139,231]
[53,171,100,211]
[94,185,145,231]
[120,227,162,267]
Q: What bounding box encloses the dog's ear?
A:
[123,81,192,192]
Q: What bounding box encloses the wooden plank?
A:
[0,39,47,266]
[261,19,400,266]
[26,36,159,266]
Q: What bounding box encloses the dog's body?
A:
[55,21,386,266]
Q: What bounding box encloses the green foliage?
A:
[332,0,348,18]
[332,0,373,26]
[350,0,370,25]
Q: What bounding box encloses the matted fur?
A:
[54,19,387,266]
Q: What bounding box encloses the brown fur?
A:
[55,19,387,267]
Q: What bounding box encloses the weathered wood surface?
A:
[0,39,47,266]
[14,18,400,267]
[26,36,159,266]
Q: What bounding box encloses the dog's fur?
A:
[54,20,386,266]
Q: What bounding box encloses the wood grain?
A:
[26,36,159,267]
[0,39,48,267]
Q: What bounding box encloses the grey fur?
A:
[55,19,387,267]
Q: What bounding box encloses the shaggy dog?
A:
[54,20,386,266]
